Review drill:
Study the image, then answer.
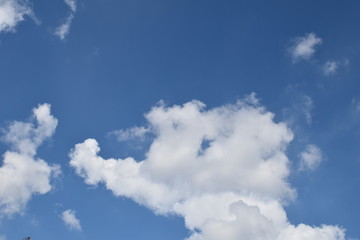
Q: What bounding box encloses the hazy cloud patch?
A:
[110,126,150,142]
[299,144,323,171]
[54,0,77,40]
[289,33,322,62]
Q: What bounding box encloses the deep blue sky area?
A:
[1,0,360,240]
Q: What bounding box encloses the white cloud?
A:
[70,98,348,240]
[110,126,150,142]
[289,33,322,62]
[0,104,60,217]
[323,60,338,76]
[54,0,77,40]
[54,14,74,40]
[0,0,32,33]
[61,209,82,231]
[64,0,76,12]
[299,144,323,171]
[0,235,6,240]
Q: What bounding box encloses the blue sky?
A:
[0,0,360,239]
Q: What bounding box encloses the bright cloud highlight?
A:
[61,209,82,231]
[70,97,347,240]
[0,0,32,33]
[289,33,322,62]
[0,104,60,217]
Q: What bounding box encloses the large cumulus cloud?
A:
[70,96,347,240]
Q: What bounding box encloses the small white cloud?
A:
[0,0,32,33]
[64,0,76,12]
[0,235,6,240]
[54,14,74,40]
[0,104,60,217]
[299,144,323,171]
[323,60,338,76]
[289,33,322,62]
[110,126,150,142]
[61,209,82,231]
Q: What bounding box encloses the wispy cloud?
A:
[64,0,76,12]
[54,0,77,40]
[0,0,32,33]
[299,144,323,171]
[282,88,314,127]
[110,126,150,142]
[322,59,349,76]
[289,33,322,62]
[302,95,314,126]
[323,60,338,75]
[352,98,360,113]
[0,104,60,217]
[54,14,74,40]
[70,97,348,240]
[61,209,82,231]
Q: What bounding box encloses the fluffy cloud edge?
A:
[0,103,60,217]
